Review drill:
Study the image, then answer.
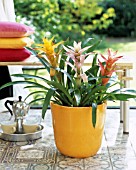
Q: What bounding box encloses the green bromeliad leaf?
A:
[42,88,55,119]
[24,91,47,101]
[29,97,45,105]
[92,53,98,67]
[108,93,136,101]
[26,47,50,73]
[92,103,97,128]
[0,80,47,91]
[81,86,107,106]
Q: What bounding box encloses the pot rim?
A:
[50,101,106,109]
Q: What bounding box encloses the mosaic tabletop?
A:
[0,109,136,170]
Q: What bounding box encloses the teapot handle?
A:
[4,100,14,116]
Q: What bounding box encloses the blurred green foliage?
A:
[97,0,136,37]
[14,0,115,43]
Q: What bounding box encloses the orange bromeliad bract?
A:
[99,49,123,85]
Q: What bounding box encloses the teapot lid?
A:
[18,96,22,102]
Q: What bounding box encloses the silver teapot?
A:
[5,96,30,133]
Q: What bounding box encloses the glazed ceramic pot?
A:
[50,102,107,158]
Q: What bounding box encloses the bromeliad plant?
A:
[1,37,136,127]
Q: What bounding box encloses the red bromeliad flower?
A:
[98,49,123,85]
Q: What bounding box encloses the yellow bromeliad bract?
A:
[36,37,63,76]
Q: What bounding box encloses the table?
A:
[0,109,136,169]
[0,57,133,134]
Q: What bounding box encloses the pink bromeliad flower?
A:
[98,48,123,85]
[63,41,92,80]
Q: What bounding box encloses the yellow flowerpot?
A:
[50,102,107,158]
